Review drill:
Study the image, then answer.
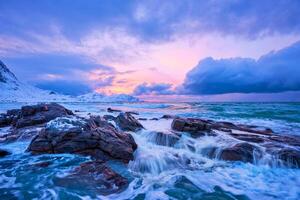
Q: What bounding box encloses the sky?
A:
[1,0,300,101]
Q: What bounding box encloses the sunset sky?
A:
[1,0,300,100]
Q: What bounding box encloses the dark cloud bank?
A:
[179,40,300,95]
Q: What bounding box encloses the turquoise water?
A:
[0,102,300,199]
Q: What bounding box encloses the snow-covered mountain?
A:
[0,60,73,102]
[0,60,140,103]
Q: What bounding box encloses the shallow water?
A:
[0,102,300,200]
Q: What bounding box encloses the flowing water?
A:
[0,102,300,200]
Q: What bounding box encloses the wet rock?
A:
[6,109,21,116]
[107,107,122,113]
[161,114,177,119]
[0,114,13,127]
[0,125,44,143]
[150,131,181,147]
[54,161,127,195]
[107,108,139,115]
[126,111,139,115]
[229,133,265,143]
[150,117,159,121]
[171,118,212,136]
[0,103,73,143]
[115,112,144,132]
[138,118,147,121]
[269,135,300,147]
[28,116,137,163]
[14,103,73,128]
[0,149,11,157]
[277,149,300,168]
[219,143,261,163]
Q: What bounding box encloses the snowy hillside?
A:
[0,60,73,102]
[0,60,140,103]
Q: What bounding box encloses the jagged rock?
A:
[171,117,273,138]
[0,125,44,143]
[171,118,212,136]
[0,149,11,157]
[219,143,261,163]
[150,117,159,121]
[107,107,122,113]
[138,118,147,121]
[276,148,300,168]
[53,161,127,195]
[149,131,181,147]
[28,116,137,163]
[0,114,13,127]
[14,103,73,128]
[229,133,265,143]
[115,112,144,132]
[126,111,139,115]
[107,107,139,115]
[0,103,73,143]
[161,114,177,119]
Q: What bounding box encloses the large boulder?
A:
[1,103,73,128]
[14,103,73,128]
[171,118,212,136]
[28,116,137,163]
[171,117,273,137]
[0,103,73,143]
[54,161,128,195]
[219,143,261,163]
[115,112,144,132]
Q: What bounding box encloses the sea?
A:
[0,102,299,200]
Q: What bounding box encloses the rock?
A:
[14,103,73,128]
[28,116,137,163]
[53,161,127,195]
[277,149,300,168]
[161,115,177,119]
[229,133,265,143]
[107,107,122,113]
[138,118,147,121]
[115,112,144,132]
[171,118,212,136]
[0,114,13,127]
[150,118,159,121]
[6,109,20,116]
[125,111,139,115]
[0,103,73,143]
[0,149,11,157]
[219,143,261,163]
[0,125,44,143]
[0,109,20,127]
[107,108,139,115]
[149,131,181,147]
